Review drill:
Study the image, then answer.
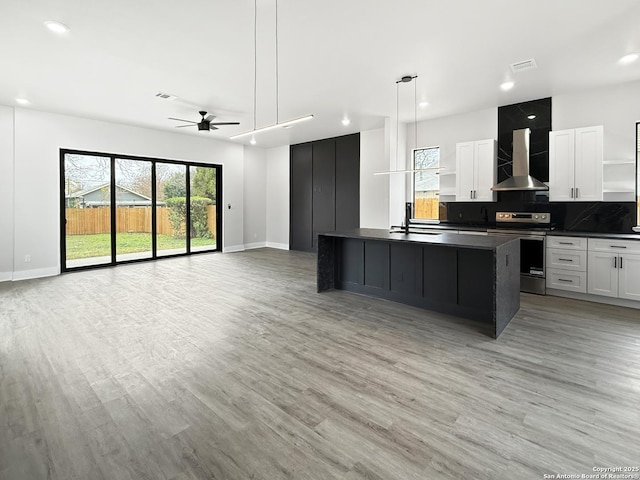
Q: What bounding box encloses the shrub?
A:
[165,196,213,239]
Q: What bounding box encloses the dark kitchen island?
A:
[317,229,521,338]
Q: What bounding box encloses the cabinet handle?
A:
[610,245,627,249]
[570,187,574,198]
[558,278,573,283]
[614,257,617,268]
[558,258,573,262]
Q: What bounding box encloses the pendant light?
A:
[231,0,313,141]
[374,75,443,175]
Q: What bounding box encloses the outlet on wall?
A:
[24,254,31,263]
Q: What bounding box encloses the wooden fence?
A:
[65,206,216,236]
[414,197,440,220]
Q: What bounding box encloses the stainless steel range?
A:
[487,212,552,295]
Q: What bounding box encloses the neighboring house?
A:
[65,183,163,208]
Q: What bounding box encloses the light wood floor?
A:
[1,248,639,480]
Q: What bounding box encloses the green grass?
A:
[66,233,216,260]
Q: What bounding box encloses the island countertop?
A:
[317,229,521,338]
[320,228,517,250]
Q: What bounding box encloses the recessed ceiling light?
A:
[44,21,70,34]
[250,138,257,145]
[500,81,515,91]
[619,53,639,65]
[419,101,429,108]
[16,98,30,105]
[341,118,351,126]
[527,114,536,120]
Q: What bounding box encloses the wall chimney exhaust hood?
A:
[491,128,548,191]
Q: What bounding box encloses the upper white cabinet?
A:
[455,139,496,202]
[548,125,603,201]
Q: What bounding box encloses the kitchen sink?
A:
[388,229,442,235]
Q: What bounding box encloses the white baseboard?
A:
[244,242,267,250]
[547,288,640,310]
[266,242,289,250]
[223,245,246,253]
[0,271,12,282]
[12,267,60,281]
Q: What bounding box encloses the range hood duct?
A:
[491,128,548,191]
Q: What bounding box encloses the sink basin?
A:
[389,229,442,235]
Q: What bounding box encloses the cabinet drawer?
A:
[547,236,587,250]
[546,248,587,271]
[546,268,587,293]
[588,238,640,254]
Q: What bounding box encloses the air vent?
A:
[155,92,177,101]
[510,59,537,73]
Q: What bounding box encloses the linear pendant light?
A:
[231,0,313,142]
[230,115,314,139]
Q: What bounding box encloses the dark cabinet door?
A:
[312,139,336,250]
[290,143,313,251]
[390,243,422,296]
[457,249,493,311]
[423,246,457,304]
[335,134,360,231]
[364,241,390,290]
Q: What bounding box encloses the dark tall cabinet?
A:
[290,133,360,252]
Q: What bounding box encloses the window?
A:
[413,146,440,220]
[61,150,222,271]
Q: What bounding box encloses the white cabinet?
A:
[455,139,496,202]
[587,238,640,301]
[546,236,587,293]
[549,125,603,202]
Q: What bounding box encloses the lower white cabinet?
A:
[547,236,587,293]
[587,239,640,301]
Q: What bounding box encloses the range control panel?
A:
[496,212,551,224]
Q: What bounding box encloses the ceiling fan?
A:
[169,110,240,131]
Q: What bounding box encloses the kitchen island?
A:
[318,228,521,338]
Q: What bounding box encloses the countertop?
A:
[547,231,640,241]
[320,228,518,250]
[398,223,640,241]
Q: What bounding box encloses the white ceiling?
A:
[2,0,640,148]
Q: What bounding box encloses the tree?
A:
[191,167,216,203]
[162,171,186,200]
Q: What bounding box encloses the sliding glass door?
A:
[115,158,153,262]
[63,153,113,268]
[190,165,218,252]
[156,163,187,257]
[61,150,222,272]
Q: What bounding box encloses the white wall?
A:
[406,106,498,174]
[359,128,388,228]
[0,106,14,281]
[265,146,289,249]
[553,79,640,162]
[243,146,267,248]
[5,107,246,280]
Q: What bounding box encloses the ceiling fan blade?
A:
[168,117,197,123]
[175,124,196,128]
[210,122,241,126]
[204,115,215,122]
